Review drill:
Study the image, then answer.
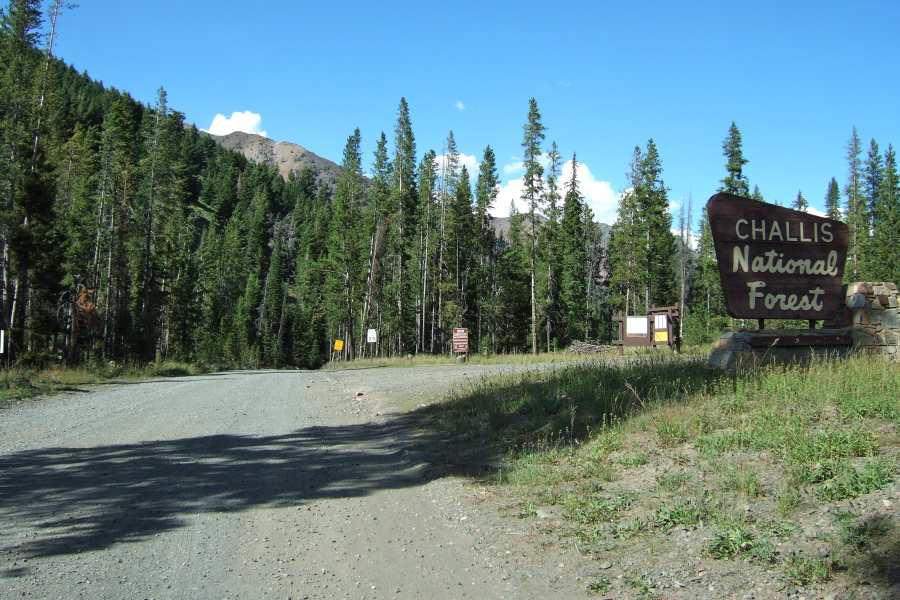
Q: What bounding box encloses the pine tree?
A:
[860,139,883,278]
[361,132,390,356]
[520,98,546,354]
[825,177,842,220]
[844,127,866,281]
[751,185,764,202]
[558,153,587,345]
[687,205,729,343]
[473,146,499,352]
[719,122,750,196]
[870,145,900,282]
[324,129,365,360]
[0,0,51,359]
[637,140,676,310]
[388,97,417,355]
[608,147,646,316]
[791,190,808,212]
[414,149,439,353]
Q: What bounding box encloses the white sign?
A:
[626,317,648,337]
[654,315,668,330]
[366,329,378,343]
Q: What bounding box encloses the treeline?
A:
[2,2,898,369]
[0,2,614,368]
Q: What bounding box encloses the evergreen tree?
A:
[473,145,499,352]
[825,177,842,220]
[870,145,900,282]
[687,205,729,343]
[637,140,677,310]
[520,98,546,354]
[791,190,808,212]
[844,127,866,281]
[388,98,417,355]
[860,139,883,278]
[607,147,646,316]
[558,153,587,345]
[751,185,764,202]
[324,129,365,360]
[414,149,439,353]
[719,122,750,196]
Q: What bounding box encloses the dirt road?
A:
[0,365,590,599]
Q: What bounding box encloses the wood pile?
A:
[566,340,614,354]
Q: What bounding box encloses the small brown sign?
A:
[707,193,849,320]
[452,328,469,353]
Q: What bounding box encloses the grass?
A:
[0,361,216,406]
[323,344,698,371]
[418,351,900,594]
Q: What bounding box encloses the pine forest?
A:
[2,1,899,369]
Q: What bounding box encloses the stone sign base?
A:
[707,282,900,370]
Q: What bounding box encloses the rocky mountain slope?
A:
[203,130,342,187]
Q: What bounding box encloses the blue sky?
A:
[45,0,900,228]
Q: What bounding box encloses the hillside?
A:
[202,130,343,188]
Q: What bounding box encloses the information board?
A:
[452,328,469,353]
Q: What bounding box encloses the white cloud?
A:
[503,160,524,176]
[455,101,466,111]
[491,160,619,224]
[800,205,828,218]
[204,111,267,137]
[434,152,478,173]
[563,160,619,224]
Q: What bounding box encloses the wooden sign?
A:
[707,193,849,320]
[452,328,469,353]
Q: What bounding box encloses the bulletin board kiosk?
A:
[612,304,681,355]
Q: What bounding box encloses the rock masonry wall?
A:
[707,281,900,369]
[823,281,900,354]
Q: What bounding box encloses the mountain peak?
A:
[203,130,342,187]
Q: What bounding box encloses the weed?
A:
[814,460,895,502]
[656,418,689,447]
[656,469,692,492]
[707,524,775,562]
[564,493,639,540]
[519,500,538,519]
[618,451,648,467]
[786,427,880,465]
[769,521,799,538]
[655,499,704,530]
[722,463,763,498]
[622,572,653,597]
[607,517,650,540]
[776,480,802,518]
[783,552,835,585]
[837,512,894,552]
[585,575,611,595]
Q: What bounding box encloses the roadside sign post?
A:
[366,329,377,359]
[452,328,469,362]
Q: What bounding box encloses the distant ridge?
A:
[202,130,342,188]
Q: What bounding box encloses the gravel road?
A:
[0,364,591,600]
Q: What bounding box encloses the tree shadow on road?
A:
[0,410,483,574]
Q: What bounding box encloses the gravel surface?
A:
[0,364,592,600]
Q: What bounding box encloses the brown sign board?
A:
[452,328,469,353]
[707,193,849,321]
